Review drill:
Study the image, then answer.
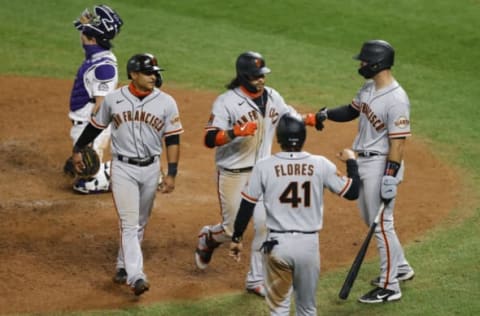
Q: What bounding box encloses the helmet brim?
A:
[261,67,271,74]
[152,66,165,72]
[255,67,271,76]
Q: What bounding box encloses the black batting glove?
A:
[315,107,328,131]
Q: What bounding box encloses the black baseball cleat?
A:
[195,248,214,270]
[132,279,150,296]
[358,287,401,304]
[113,268,127,284]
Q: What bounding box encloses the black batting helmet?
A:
[276,113,306,151]
[236,51,271,79]
[126,53,164,87]
[354,40,395,79]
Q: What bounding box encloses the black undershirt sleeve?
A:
[165,134,180,146]
[73,123,103,152]
[327,105,360,122]
[343,159,360,200]
[232,199,256,240]
[204,129,219,148]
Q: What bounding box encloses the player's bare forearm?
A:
[161,143,179,193]
[388,138,405,163]
[165,143,180,165]
[92,95,105,115]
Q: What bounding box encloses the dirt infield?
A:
[0,76,459,314]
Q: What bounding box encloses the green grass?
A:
[1,0,479,315]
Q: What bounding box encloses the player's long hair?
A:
[226,75,258,93]
[226,77,240,90]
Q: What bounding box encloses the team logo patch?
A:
[254,58,262,68]
[394,116,410,128]
[98,83,109,91]
[170,116,181,124]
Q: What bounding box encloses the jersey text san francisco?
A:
[112,110,164,131]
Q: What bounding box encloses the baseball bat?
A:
[338,202,385,300]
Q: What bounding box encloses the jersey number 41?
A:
[279,181,311,208]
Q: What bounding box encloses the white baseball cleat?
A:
[73,177,110,194]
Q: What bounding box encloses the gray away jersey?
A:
[91,86,183,158]
[241,151,352,232]
[205,86,296,169]
[351,80,411,154]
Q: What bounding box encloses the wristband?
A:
[384,160,401,176]
[227,129,236,140]
[167,162,178,177]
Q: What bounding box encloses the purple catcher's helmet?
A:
[74,5,123,48]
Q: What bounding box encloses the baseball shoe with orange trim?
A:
[246,285,266,297]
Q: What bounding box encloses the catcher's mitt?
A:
[77,146,100,178]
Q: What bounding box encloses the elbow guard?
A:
[205,129,232,148]
[204,130,217,148]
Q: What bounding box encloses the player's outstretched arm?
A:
[309,105,360,131]
[303,108,328,131]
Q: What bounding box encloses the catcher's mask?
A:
[236,51,271,92]
[126,53,164,87]
[74,5,123,49]
[354,40,394,79]
[276,113,306,151]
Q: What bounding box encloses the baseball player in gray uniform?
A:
[229,113,360,316]
[195,51,310,297]
[315,39,415,303]
[65,5,123,194]
[72,53,183,296]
